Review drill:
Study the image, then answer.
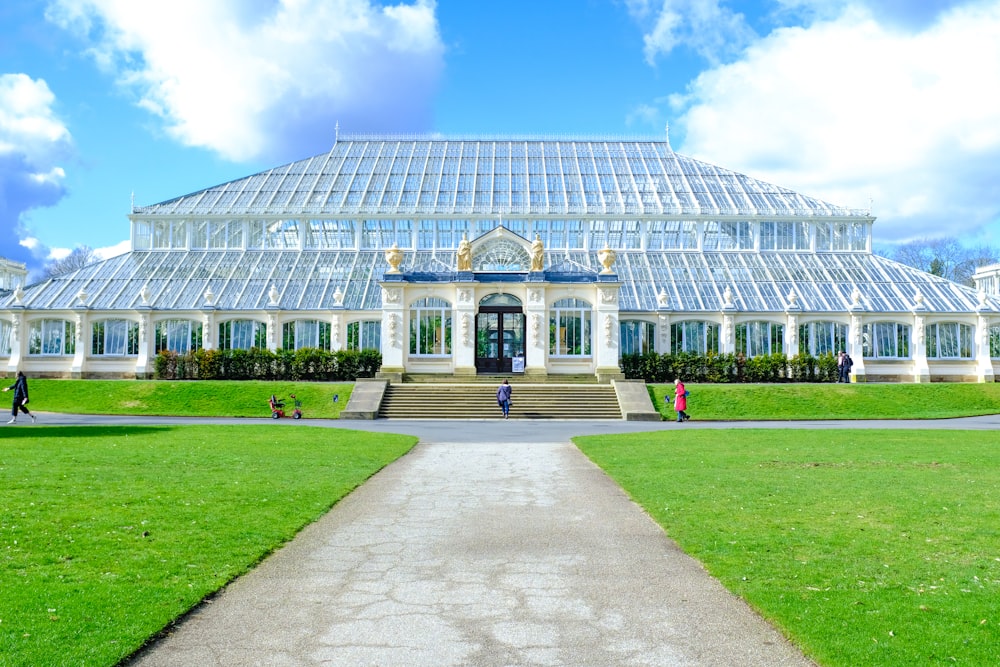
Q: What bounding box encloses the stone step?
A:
[402,373,600,384]
[378,383,622,420]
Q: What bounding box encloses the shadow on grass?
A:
[0,425,177,439]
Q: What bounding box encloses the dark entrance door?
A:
[475,307,525,373]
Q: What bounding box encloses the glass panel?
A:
[503,313,525,359]
[477,313,499,358]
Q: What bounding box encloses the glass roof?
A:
[6,248,995,315]
[134,136,867,219]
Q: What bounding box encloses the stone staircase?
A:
[377,383,623,420]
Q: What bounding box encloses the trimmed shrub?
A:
[621,351,829,384]
[153,348,381,381]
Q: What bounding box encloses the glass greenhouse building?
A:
[3,134,999,382]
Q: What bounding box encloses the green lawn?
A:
[649,382,1000,420]
[28,379,353,419]
[575,429,1000,667]
[0,425,416,667]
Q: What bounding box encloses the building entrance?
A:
[475,294,525,373]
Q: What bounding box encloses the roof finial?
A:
[664,122,672,151]
[334,121,340,146]
[130,190,135,213]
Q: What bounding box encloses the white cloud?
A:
[0,73,71,274]
[0,74,71,171]
[628,0,757,65]
[94,239,130,260]
[46,0,445,162]
[669,2,1000,243]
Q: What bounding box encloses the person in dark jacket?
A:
[837,351,854,383]
[3,371,35,424]
[496,378,512,420]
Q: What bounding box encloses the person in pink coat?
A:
[673,378,689,422]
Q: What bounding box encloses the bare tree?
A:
[888,237,999,287]
[43,245,97,279]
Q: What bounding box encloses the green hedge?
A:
[154,348,382,381]
[620,351,839,383]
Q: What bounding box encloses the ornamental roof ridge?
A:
[335,132,667,143]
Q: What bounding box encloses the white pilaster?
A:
[71,310,87,377]
[974,313,994,382]
[453,285,476,376]
[524,285,547,379]
[6,311,24,374]
[378,284,405,380]
[594,282,623,382]
[911,293,929,383]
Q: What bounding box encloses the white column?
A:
[378,284,405,380]
[7,311,24,373]
[524,285,547,379]
[911,312,930,382]
[330,312,344,352]
[201,311,215,350]
[135,311,152,378]
[71,310,87,377]
[453,285,476,376]
[594,283,623,382]
[975,313,995,382]
[266,312,279,352]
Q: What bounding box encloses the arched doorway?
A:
[475,293,525,373]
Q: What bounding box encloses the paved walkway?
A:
[123,430,814,666]
[40,413,990,666]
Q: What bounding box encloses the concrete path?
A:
[125,432,816,667]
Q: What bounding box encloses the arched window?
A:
[155,320,203,353]
[347,321,382,351]
[473,239,531,271]
[0,320,11,356]
[991,325,1000,359]
[620,320,655,355]
[92,319,139,356]
[862,322,910,359]
[735,321,784,357]
[926,322,973,359]
[219,320,266,350]
[409,297,452,356]
[479,293,522,307]
[29,319,76,356]
[282,320,331,350]
[798,321,848,356]
[670,321,719,354]
[549,298,592,356]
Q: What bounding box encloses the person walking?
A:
[837,351,854,383]
[3,371,35,424]
[673,378,689,423]
[496,378,512,420]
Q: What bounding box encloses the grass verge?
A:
[0,425,416,666]
[648,382,1000,420]
[28,379,354,419]
[575,429,1000,666]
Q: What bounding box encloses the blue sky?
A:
[3,0,1000,280]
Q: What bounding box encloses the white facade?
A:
[3,136,999,381]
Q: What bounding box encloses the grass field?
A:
[649,382,1000,420]
[575,429,1000,666]
[27,379,353,419]
[0,425,416,666]
[5,380,1000,665]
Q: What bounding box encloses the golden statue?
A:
[530,234,544,272]
[457,234,472,271]
[384,243,403,274]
